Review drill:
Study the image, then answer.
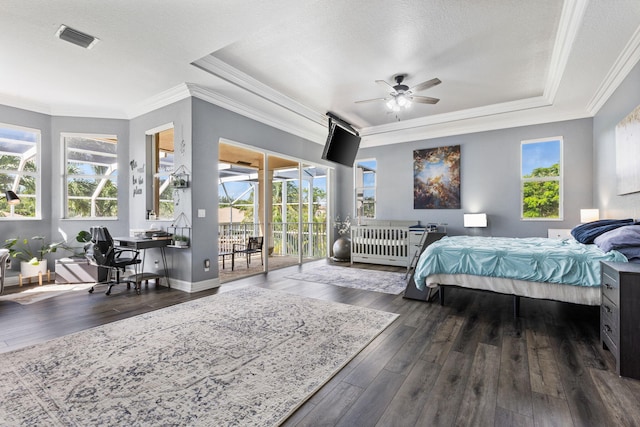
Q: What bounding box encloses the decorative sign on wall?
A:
[413,145,461,209]
[616,103,640,195]
[130,159,145,197]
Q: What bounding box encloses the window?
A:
[0,124,40,218]
[64,134,118,218]
[521,137,562,220]
[148,127,175,220]
[355,159,376,219]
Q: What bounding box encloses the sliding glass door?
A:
[218,142,329,281]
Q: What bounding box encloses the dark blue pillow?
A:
[570,218,635,244]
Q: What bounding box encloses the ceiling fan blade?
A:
[411,95,440,104]
[354,97,389,104]
[409,78,441,93]
[375,79,397,94]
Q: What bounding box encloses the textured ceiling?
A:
[1,0,639,147]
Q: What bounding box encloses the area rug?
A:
[0,283,94,305]
[286,264,409,295]
[0,287,398,426]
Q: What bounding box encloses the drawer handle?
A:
[604,304,612,313]
[604,324,612,333]
[604,283,613,290]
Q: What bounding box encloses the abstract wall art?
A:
[616,103,640,195]
[414,145,461,209]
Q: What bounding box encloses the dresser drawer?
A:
[600,296,618,342]
[601,324,618,360]
[601,268,620,307]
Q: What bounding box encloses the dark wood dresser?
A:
[600,261,640,380]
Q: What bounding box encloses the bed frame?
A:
[350,220,419,267]
[425,274,601,317]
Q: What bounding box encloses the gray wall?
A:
[594,60,640,219]
[191,98,333,283]
[129,98,192,283]
[0,105,52,270]
[51,116,130,248]
[6,57,639,282]
[0,105,129,271]
[358,118,594,237]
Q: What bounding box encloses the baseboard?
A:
[167,277,220,293]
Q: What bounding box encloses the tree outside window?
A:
[64,134,118,218]
[355,159,376,220]
[521,137,562,220]
[0,124,40,218]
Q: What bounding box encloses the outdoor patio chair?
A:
[233,236,264,269]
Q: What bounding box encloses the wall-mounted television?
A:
[321,120,361,167]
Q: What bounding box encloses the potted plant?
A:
[173,234,189,247]
[332,215,352,261]
[3,235,67,278]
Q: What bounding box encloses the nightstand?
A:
[600,261,640,380]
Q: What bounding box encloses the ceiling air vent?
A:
[55,25,99,49]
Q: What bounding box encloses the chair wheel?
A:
[88,287,94,293]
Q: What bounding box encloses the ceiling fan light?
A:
[397,94,408,107]
[386,99,395,110]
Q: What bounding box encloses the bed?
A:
[411,221,640,315]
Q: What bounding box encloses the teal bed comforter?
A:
[413,236,627,291]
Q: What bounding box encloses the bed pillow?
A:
[616,246,640,261]
[594,225,640,252]
[571,218,635,244]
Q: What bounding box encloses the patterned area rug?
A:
[286,264,409,295]
[0,283,94,305]
[0,287,397,426]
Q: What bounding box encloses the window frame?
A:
[354,158,377,220]
[0,122,41,219]
[145,123,175,220]
[63,132,119,219]
[520,136,563,221]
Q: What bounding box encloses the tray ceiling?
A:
[1,0,639,147]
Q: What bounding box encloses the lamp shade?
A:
[463,213,487,228]
[580,209,599,223]
[5,190,20,205]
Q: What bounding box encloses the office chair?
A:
[85,226,141,295]
[233,236,264,270]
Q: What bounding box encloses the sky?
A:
[521,139,561,176]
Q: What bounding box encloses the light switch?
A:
[198,209,206,218]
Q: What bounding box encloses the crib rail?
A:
[351,226,410,266]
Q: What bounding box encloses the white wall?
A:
[594,60,640,219]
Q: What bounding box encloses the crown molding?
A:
[360,96,550,137]
[587,24,640,115]
[126,84,192,119]
[0,94,52,116]
[192,55,327,126]
[544,0,588,101]
[360,108,590,148]
[186,84,326,143]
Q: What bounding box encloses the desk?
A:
[113,237,170,291]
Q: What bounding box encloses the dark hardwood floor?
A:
[2,259,639,426]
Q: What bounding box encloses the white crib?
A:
[350,220,418,267]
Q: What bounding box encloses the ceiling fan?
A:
[355,74,441,111]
